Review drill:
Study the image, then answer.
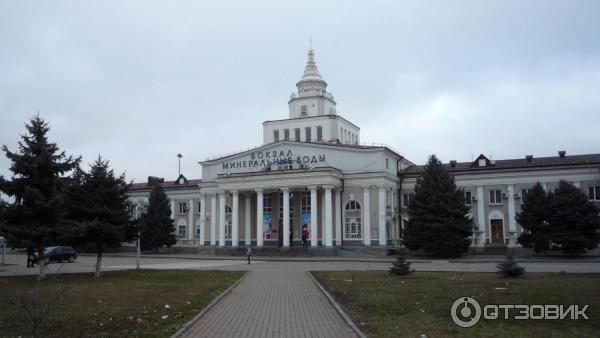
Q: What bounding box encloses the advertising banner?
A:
[300,211,311,240]
[263,212,273,240]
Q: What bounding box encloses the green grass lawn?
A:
[0,269,244,337]
[312,271,600,338]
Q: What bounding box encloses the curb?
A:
[307,271,367,338]
[171,271,249,338]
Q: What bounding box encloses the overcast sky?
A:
[1,0,599,184]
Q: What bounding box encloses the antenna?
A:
[309,38,312,50]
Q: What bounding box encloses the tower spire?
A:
[302,46,322,80]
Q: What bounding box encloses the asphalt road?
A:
[1,253,599,276]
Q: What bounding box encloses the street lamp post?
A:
[177,154,183,176]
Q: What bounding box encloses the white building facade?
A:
[128,50,600,251]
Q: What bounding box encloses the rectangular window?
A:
[284,129,290,140]
[179,202,187,214]
[489,190,502,204]
[402,193,413,207]
[464,191,472,205]
[589,186,600,201]
[177,225,186,237]
[273,130,279,142]
[305,127,311,142]
[301,191,311,212]
[294,128,300,141]
[386,191,392,209]
[316,126,323,141]
[385,158,389,169]
[301,105,307,116]
[197,202,201,213]
[263,195,272,213]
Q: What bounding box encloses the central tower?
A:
[288,49,337,118]
[262,48,360,145]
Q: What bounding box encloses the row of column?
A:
[172,184,391,247]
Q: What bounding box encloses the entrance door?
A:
[490,219,504,244]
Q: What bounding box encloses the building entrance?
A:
[490,219,504,244]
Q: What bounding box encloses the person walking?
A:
[302,224,309,248]
[246,246,253,264]
[26,245,35,268]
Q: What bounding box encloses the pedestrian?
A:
[26,245,34,268]
[302,224,309,248]
[246,246,253,264]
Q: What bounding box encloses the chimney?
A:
[558,150,566,158]
[450,160,457,168]
[525,155,533,163]
[147,176,165,186]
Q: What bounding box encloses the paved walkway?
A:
[182,271,358,338]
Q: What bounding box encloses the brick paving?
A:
[182,270,358,338]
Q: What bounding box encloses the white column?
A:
[187,198,194,241]
[310,186,318,247]
[219,192,226,247]
[256,189,264,247]
[245,193,251,246]
[507,185,517,247]
[170,199,175,220]
[363,185,371,246]
[282,188,290,247]
[321,190,326,240]
[324,186,333,247]
[476,186,486,246]
[199,193,206,246]
[231,190,239,247]
[335,189,342,246]
[378,186,386,246]
[210,194,217,245]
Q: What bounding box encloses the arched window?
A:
[344,200,362,239]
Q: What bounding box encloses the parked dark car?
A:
[33,246,77,264]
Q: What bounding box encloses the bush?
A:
[389,254,413,276]
[496,255,525,278]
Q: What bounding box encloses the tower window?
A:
[305,127,311,142]
[301,105,307,116]
[284,129,290,140]
[316,126,323,141]
[273,130,279,142]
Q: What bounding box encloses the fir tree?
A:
[404,155,473,256]
[518,181,600,255]
[547,180,600,255]
[140,184,176,251]
[389,253,413,276]
[516,183,551,252]
[496,254,525,278]
[0,115,80,277]
[65,157,133,277]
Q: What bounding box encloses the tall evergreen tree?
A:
[66,157,132,277]
[516,182,550,252]
[404,155,473,256]
[547,180,600,255]
[140,185,176,251]
[517,181,600,255]
[0,115,80,277]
